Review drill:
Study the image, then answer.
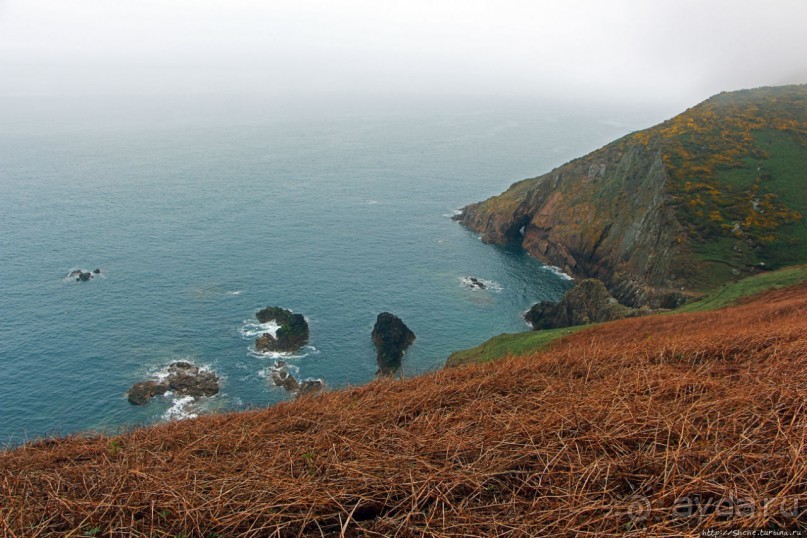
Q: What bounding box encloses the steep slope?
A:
[2,283,806,536]
[457,85,807,307]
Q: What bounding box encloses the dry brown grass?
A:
[1,285,806,537]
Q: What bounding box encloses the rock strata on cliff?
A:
[456,141,686,308]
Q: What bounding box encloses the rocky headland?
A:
[456,85,807,309]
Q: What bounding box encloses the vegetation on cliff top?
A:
[2,281,805,535]
[633,85,807,287]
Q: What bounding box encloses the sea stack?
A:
[371,312,416,375]
[254,306,310,353]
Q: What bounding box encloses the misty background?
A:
[1,0,806,108]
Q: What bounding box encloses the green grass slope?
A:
[634,85,807,288]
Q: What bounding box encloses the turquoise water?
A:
[0,95,666,444]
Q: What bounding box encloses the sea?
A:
[0,93,671,445]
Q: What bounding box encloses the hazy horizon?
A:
[1,0,806,109]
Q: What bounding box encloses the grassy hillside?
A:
[448,265,807,367]
[633,85,807,288]
[2,282,805,536]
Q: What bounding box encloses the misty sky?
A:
[1,0,805,105]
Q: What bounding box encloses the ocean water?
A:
[0,94,669,445]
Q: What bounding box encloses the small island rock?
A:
[371,312,416,375]
[127,362,219,406]
[254,306,310,353]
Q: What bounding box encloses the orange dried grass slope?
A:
[1,284,805,537]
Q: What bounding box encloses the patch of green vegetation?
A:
[631,86,807,285]
[675,265,807,313]
[686,128,807,288]
[445,326,586,367]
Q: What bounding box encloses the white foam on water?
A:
[459,276,503,292]
[227,290,242,296]
[247,344,317,361]
[366,199,379,205]
[541,265,574,281]
[162,395,197,421]
[258,361,301,380]
[441,209,463,218]
[240,320,280,339]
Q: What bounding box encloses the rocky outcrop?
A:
[165,362,219,399]
[254,307,310,353]
[372,312,416,375]
[269,361,324,397]
[525,278,645,330]
[127,381,168,406]
[127,362,219,406]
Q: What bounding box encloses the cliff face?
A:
[458,85,807,307]
[458,138,688,307]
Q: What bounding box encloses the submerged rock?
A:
[468,277,486,289]
[525,278,643,330]
[269,361,324,397]
[254,306,310,353]
[298,379,324,397]
[67,269,98,281]
[371,312,416,375]
[127,362,219,406]
[271,368,300,392]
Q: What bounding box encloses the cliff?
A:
[457,85,807,307]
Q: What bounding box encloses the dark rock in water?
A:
[254,306,310,353]
[372,312,416,375]
[76,272,92,281]
[298,379,324,396]
[255,332,278,351]
[68,270,82,278]
[525,278,644,330]
[127,381,169,405]
[92,268,101,274]
[165,362,219,399]
[256,306,294,324]
[127,362,219,406]
[468,277,486,289]
[269,362,324,397]
[271,368,300,392]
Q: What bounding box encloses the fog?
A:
[1,0,806,107]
